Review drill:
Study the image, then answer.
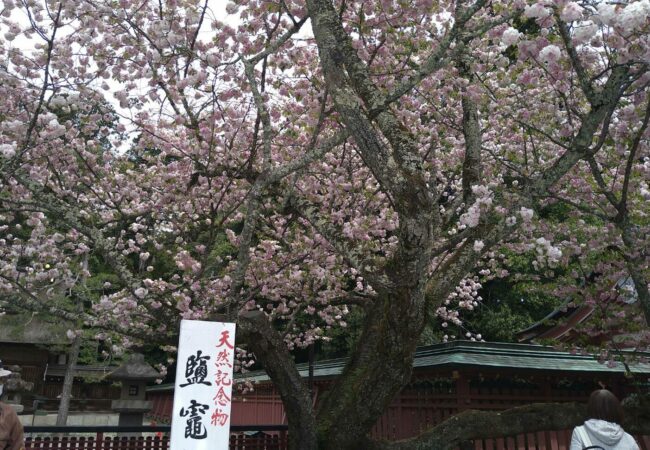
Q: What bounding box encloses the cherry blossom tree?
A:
[1,0,649,448]
[525,105,650,364]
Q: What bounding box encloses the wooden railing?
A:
[25,426,650,450]
[24,425,288,450]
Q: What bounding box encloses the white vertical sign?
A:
[171,320,236,450]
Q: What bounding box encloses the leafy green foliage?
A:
[467,279,564,342]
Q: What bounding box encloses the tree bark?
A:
[303,2,438,446]
[238,310,318,450]
[55,334,81,426]
[316,290,429,450]
[457,50,482,204]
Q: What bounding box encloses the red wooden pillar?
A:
[456,371,470,412]
[543,375,552,400]
[280,429,288,450]
[96,432,104,450]
[272,434,280,450]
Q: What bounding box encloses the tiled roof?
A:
[147,341,650,392]
[45,364,117,378]
[411,340,650,372]
[107,354,160,381]
[516,277,639,343]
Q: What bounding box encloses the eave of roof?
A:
[515,298,582,340]
[147,341,650,392]
[106,354,160,381]
[45,364,118,378]
[516,277,639,343]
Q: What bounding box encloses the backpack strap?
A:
[576,425,593,448]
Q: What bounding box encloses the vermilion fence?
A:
[24,426,650,450]
[25,435,286,450]
[24,426,287,450]
[26,435,169,450]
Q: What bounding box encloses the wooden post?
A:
[96,432,104,450]
[308,344,314,396]
[543,375,552,399]
[280,429,288,450]
[459,440,474,450]
[456,372,470,412]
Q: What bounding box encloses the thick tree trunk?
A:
[56,334,81,426]
[316,290,428,450]
[238,311,318,450]
[304,2,437,443]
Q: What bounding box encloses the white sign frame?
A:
[170,319,236,450]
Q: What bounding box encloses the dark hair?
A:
[587,389,623,424]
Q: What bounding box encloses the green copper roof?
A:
[411,340,650,373]
[147,341,650,391]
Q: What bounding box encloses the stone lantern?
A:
[107,354,159,428]
[0,362,34,413]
